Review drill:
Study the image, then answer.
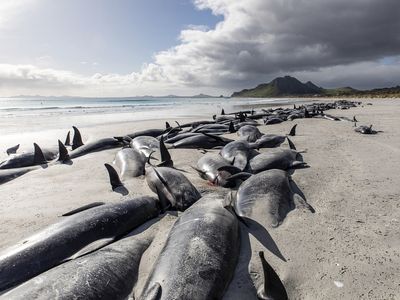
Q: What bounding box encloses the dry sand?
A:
[0,98,399,299]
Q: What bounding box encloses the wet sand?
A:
[0,98,399,299]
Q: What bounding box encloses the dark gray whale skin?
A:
[234,169,312,227]
[237,125,263,143]
[195,153,238,187]
[68,138,122,159]
[114,148,146,178]
[0,196,160,292]
[248,148,306,173]
[173,134,232,149]
[0,165,40,185]
[139,197,240,300]
[251,134,286,149]
[0,147,57,169]
[146,166,201,211]
[2,223,155,300]
[127,128,165,139]
[164,132,203,144]
[220,140,259,171]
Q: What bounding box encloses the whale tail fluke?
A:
[33,143,47,165]
[72,126,84,150]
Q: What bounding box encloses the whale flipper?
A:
[72,126,84,150]
[257,251,288,300]
[62,202,105,216]
[57,140,70,163]
[6,144,19,155]
[286,137,296,150]
[33,143,46,165]
[289,161,309,169]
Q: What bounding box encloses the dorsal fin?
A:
[6,144,20,155]
[257,251,288,300]
[72,126,84,150]
[57,140,70,163]
[159,136,173,167]
[286,137,296,150]
[33,143,47,165]
[104,163,123,191]
[165,121,171,129]
[229,121,235,133]
[288,124,297,137]
[64,131,71,146]
[62,202,105,216]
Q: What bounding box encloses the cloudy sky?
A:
[0,0,399,97]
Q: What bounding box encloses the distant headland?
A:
[231,75,400,98]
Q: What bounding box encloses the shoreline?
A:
[0,98,399,298]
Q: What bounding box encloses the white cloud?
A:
[0,0,399,96]
[0,0,37,29]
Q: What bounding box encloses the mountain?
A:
[231,76,323,97]
[231,76,400,98]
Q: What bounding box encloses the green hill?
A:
[231,76,323,97]
[231,76,400,98]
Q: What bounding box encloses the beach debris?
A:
[334,281,344,288]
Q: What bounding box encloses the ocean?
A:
[0,96,307,152]
[0,97,303,117]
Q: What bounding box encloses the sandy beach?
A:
[0,98,399,299]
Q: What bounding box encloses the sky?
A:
[0,0,399,97]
